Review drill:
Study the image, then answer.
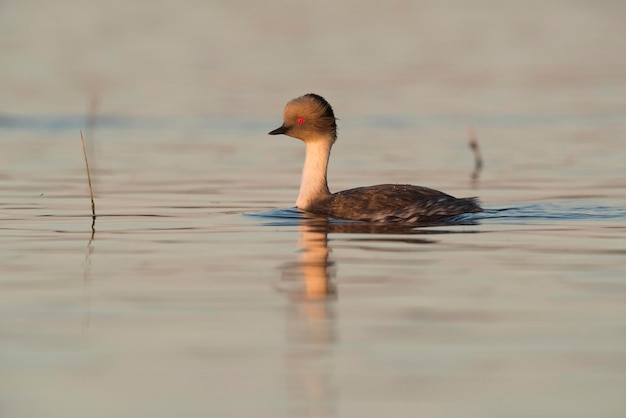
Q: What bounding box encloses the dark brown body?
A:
[306,184,482,223]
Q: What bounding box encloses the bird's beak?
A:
[268,124,288,135]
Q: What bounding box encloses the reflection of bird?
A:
[269,93,482,223]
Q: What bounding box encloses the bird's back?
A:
[307,184,482,223]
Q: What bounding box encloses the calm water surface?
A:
[2,0,626,417]
[2,120,625,418]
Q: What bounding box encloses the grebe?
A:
[268,93,482,223]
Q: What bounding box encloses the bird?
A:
[268,93,482,223]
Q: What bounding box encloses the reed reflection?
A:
[82,217,95,331]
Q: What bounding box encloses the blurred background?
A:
[3,0,625,118]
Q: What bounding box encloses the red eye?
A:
[296,117,305,125]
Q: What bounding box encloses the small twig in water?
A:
[468,126,483,183]
[80,129,96,220]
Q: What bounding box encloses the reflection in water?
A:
[276,217,465,418]
[279,220,336,301]
[82,217,96,330]
[279,220,337,418]
[276,218,460,417]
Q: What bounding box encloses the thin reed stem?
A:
[80,129,96,220]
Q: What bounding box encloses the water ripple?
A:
[249,200,626,228]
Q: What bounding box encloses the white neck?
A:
[296,137,333,209]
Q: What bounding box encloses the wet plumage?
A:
[268,94,482,223]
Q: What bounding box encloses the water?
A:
[2,1,626,417]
